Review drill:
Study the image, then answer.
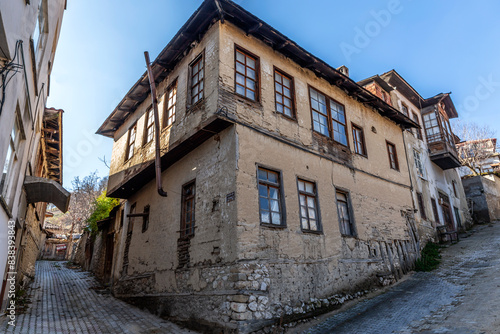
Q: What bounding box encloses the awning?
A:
[24,176,71,212]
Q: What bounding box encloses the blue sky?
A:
[48,0,500,188]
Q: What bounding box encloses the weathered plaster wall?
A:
[216,23,417,330]
[112,126,239,327]
[108,22,221,194]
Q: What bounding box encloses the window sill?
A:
[273,111,297,122]
[312,130,349,149]
[341,234,357,239]
[187,98,205,113]
[234,92,261,107]
[260,223,287,229]
[301,229,323,235]
[355,153,368,159]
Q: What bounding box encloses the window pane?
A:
[301,218,309,229]
[259,197,269,211]
[270,199,279,212]
[269,187,278,199]
[267,171,278,183]
[259,184,268,197]
[271,212,281,225]
[261,212,270,224]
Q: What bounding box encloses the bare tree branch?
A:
[452,120,499,176]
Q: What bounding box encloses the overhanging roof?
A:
[97,0,417,138]
[24,176,71,212]
[358,75,394,93]
[422,93,458,119]
[380,70,425,108]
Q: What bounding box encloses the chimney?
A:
[337,65,349,77]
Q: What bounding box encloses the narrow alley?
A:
[292,221,500,334]
[0,261,195,334]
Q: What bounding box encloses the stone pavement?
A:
[292,222,500,334]
[0,261,197,334]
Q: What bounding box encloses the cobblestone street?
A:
[0,261,196,334]
[293,222,500,334]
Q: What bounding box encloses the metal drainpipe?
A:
[144,51,167,197]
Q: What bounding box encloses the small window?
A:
[452,181,458,197]
[126,123,137,161]
[190,54,204,105]
[416,192,427,220]
[431,198,440,224]
[164,81,177,128]
[297,179,320,232]
[142,205,150,233]
[336,190,355,237]
[412,112,423,140]
[144,107,154,145]
[352,124,367,157]
[257,167,284,226]
[386,141,399,171]
[309,87,348,146]
[274,69,294,118]
[413,150,425,178]
[401,103,409,116]
[181,181,196,238]
[235,47,259,101]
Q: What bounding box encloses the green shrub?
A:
[415,242,442,271]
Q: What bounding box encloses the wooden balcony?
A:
[427,133,461,170]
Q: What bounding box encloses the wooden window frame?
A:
[308,85,348,147]
[273,67,296,120]
[180,180,196,238]
[413,149,425,178]
[143,106,154,146]
[297,177,322,233]
[234,45,260,102]
[431,198,440,224]
[163,79,178,129]
[189,52,205,107]
[352,123,367,157]
[386,140,399,171]
[125,122,137,162]
[257,165,286,228]
[416,192,427,220]
[335,188,356,237]
[412,112,423,140]
[401,103,409,116]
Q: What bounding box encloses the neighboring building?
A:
[0,0,69,310]
[456,138,500,176]
[95,0,422,332]
[462,174,500,223]
[359,71,471,241]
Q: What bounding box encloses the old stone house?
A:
[96,0,428,332]
[359,71,471,241]
[0,0,69,310]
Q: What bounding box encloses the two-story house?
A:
[360,70,471,242]
[96,0,421,332]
